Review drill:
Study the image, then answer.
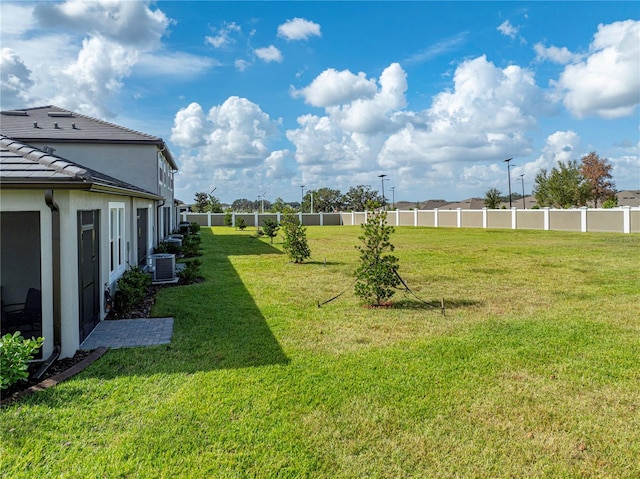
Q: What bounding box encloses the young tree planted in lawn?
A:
[354,209,400,306]
[484,187,502,209]
[281,210,310,263]
[262,218,280,244]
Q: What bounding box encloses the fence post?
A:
[207,212,212,227]
[277,212,281,223]
[299,212,303,225]
[543,207,550,231]
[395,210,399,227]
[232,212,236,228]
[434,208,439,228]
[512,208,517,230]
[482,208,488,229]
[413,209,418,227]
[457,208,462,228]
[320,212,324,226]
[623,206,631,234]
[580,207,588,233]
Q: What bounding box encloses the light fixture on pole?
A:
[519,175,525,209]
[390,186,396,209]
[378,174,387,210]
[503,158,513,208]
[300,185,305,213]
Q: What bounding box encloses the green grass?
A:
[2,226,639,478]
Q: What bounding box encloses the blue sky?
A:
[2,1,638,204]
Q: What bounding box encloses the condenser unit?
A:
[148,253,176,282]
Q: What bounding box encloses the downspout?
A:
[35,190,62,379]
[156,199,166,243]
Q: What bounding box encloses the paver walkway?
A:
[79,317,174,350]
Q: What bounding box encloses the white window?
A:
[109,202,125,277]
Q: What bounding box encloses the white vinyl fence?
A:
[182,206,639,234]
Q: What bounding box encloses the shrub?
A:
[354,209,400,306]
[178,259,203,284]
[262,219,280,244]
[281,211,311,263]
[190,222,201,234]
[236,217,247,230]
[114,266,151,314]
[182,235,202,258]
[0,332,44,389]
[224,212,233,227]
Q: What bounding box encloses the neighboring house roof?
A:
[0,105,177,170]
[441,197,486,210]
[616,190,640,207]
[0,136,161,200]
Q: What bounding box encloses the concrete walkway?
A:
[79,317,174,351]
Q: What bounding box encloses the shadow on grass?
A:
[77,229,290,383]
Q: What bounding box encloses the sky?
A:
[1,1,639,204]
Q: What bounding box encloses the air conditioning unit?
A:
[148,253,176,282]
[165,237,182,248]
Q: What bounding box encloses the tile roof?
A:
[0,136,161,200]
[0,105,177,170]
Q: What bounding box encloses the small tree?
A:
[354,209,400,306]
[224,212,233,227]
[236,217,247,230]
[580,152,616,207]
[262,218,280,244]
[281,211,310,263]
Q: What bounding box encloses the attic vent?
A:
[48,112,74,118]
[1,110,28,116]
[54,122,59,129]
[42,146,56,155]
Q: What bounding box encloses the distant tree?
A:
[533,160,589,208]
[343,185,382,211]
[354,209,400,306]
[262,219,280,244]
[281,210,310,263]
[302,187,343,212]
[484,188,502,209]
[192,192,223,213]
[602,196,618,209]
[580,152,616,207]
[269,197,287,213]
[231,198,254,212]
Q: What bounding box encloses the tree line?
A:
[190,185,384,213]
[484,152,617,209]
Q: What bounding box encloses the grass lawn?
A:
[1,225,639,478]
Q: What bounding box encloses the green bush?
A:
[262,218,280,244]
[281,211,311,263]
[190,222,201,234]
[114,266,151,314]
[0,332,44,390]
[224,212,233,227]
[236,217,247,230]
[182,235,202,258]
[354,209,400,306]
[178,259,203,284]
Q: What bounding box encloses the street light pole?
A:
[519,175,525,209]
[391,186,395,210]
[503,158,513,208]
[300,185,305,213]
[378,174,387,210]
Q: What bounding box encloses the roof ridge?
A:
[45,106,161,141]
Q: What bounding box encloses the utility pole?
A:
[378,174,387,210]
[503,158,513,208]
[519,175,525,209]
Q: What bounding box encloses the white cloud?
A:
[255,45,283,63]
[265,150,294,179]
[277,18,321,41]
[534,43,583,64]
[235,59,251,71]
[291,68,378,107]
[135,51,219,77]
[205,22,241,48]
[33,0,170,49]
[0,2,34,36]
[172,97,282,199]
[1,48,34,108]
[557,20,640,118]
[171,102,207,148]
[286,58,546,197]
[497,20,518,39]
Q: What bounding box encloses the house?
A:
[0,106,178,240]
[1,107,177,360]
